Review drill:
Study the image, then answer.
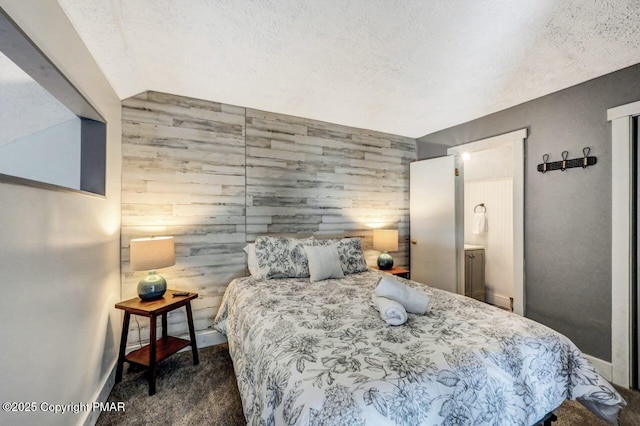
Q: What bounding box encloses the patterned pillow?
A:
[337,238,369,274]
[254,236,314,279]
[314,237,368,274]
[312,238,338,247]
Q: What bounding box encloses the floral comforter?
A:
[214,270,625,426]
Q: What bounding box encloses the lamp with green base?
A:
[373,229,398,270]
[130,236,175,300]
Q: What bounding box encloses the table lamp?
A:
[130,236,175,300]
[373,229,398,270]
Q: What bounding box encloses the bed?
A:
[214,237,625,426]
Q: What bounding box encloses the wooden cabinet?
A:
[465,249,485,302]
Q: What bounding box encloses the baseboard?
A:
[583,354,613,382]
[80,359,117,426]
[485,293,512,310]
[125,329,228,354]
[195,329,228,348]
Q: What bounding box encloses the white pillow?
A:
[243,244,261,278]
[304,245,344,283]
[313,237,368,274]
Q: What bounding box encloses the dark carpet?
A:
[98,344,639,425]
[97,344,244,426]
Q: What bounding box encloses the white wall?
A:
[464,178,514,308]
[0,50,78,145]
[0,2,121,426]
[0,118,81,189]
[463,144,513,181]
[463,144,514,309]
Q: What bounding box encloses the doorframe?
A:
[447,128,527,316]
[608,100,640,387]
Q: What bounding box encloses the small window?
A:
[0,9,106,196]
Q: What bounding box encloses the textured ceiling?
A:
[0,51,76,145]
[57,0,640,138]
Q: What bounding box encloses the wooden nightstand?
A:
[115,291,199,395]
[374,267,410,279]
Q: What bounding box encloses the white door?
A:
[410,156,458,293]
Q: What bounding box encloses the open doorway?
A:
[461,145,514,310]
[448,129,525,315]
[409,129,525,314]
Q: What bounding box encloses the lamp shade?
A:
[130,236,175,271]
[373,229,398,252]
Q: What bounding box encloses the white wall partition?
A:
[0,118,81,189]
[0,2,122,426]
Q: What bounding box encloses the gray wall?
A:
[416,62,640,361]
[80,118,107,195]
[416,140,449,160]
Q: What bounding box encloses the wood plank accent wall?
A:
[121,91,416,343]
[245,108,415,266]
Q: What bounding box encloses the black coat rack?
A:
[537,147,597,173]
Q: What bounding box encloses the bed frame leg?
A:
[543,413,557,426]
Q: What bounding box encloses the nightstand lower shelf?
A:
[125,336,191,367]
[115,291,199,396]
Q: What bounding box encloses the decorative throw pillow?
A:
[304,245,344,282]
[336,237,369,274]
[313,238,338,247]
[254,236,314,279]
[243,244,261,278]
[314,237,368,274]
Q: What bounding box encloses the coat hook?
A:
[536,148,597,173]
[582,147,590,168]
[561,151,569,171]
